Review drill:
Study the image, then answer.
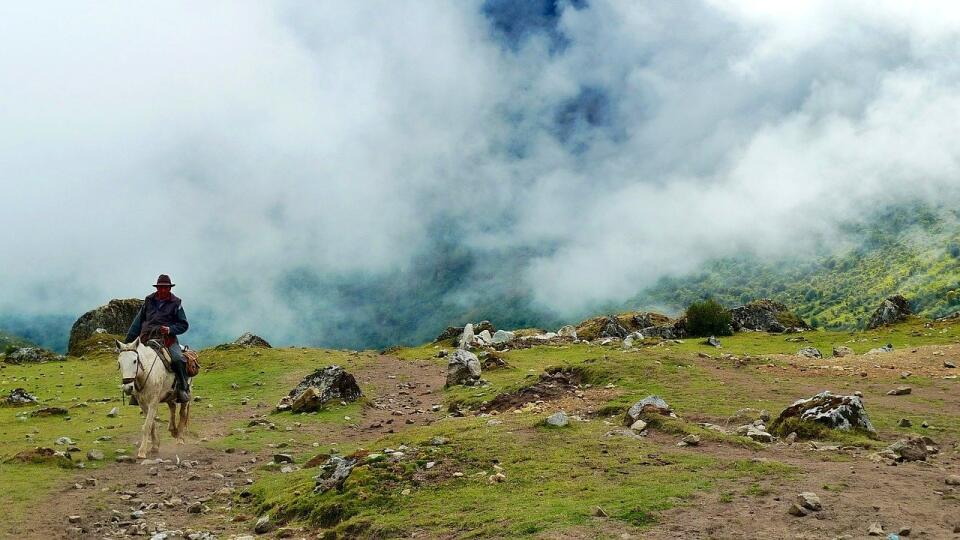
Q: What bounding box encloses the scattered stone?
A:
[107,407,119,418]
[866,295,911,329]
[545,411,569,428]
[883,436,934,462]
[55,436,75,446]
[86,449,104,461]
[868,344,894,354]
[898,526,911,537]
[770,391,876,435]
[679,434,701,447]
[705,336,721,348]
[945,475,960,486]
[314,456,356,493]
[234,332,272,348]
[273,454,294,464]
[832,346,854,358]
[944,361,956,369]
[898,418,912,428]
[797,492,822,511]
[556,325,578,339]
[797,347,822,359]
[784,432,797,445]
[4,388,38,406]
[187,502,204,514]
[629,420,648,432]
[788,503,810,517]
[887,387,912,396]
[592,506,609,518]
[254,515,274,534]
[867,522,884,536]
[623,395,675,427]
[6,447,72,466]
[445,349,482,387]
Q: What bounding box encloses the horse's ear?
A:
[133,337,141,348]
[115,339,124,351]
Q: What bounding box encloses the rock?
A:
[624,395,675,426]
[556,325,578,339]
[866,295,911,329]
[680,434,701,446]
[116,455,137,464]
[68,298,143,356]
[491,330,515,344]
[744,426,773,443]
[545,411,569,428]
[798,347,822,359]
[233,332,272,348]
[55,436,75,446]
[898,418,912,428]
[4,347,65,365]
[458,323,475,349]
[273,454,294,464]
[622,332,643,348]
[68,515,81,524]
[787,503,810,517]
[898,526,911,536]
[946,475,960,486]
[599,316,630,339]
[771,391,876,435]
[887,386,912,396]
[629,420,648,432]
[867,522,884,536]
[784,432,797,444]
[445,349,482,387]
[945,361,956,369]
[107,407,119,418]
[797,492,822,511]
[87,448,104,461]
[868,344,894,354]
[476,329,493,345]
[4,388,38,406]
[885,437,930,462]
[592,506,609,518]
[730,299,809,333]
[705,336,721,348]
[254,515,274,534]
[314,456,356,493]
[279,366,362,412]
[832,346,854,358]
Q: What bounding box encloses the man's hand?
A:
[160,326,170,335]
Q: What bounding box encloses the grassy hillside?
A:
[0,329,36,352]
[634,205,960,329]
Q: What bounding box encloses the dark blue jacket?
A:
[125,292,189,346]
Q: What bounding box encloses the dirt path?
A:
[26,355,446,540]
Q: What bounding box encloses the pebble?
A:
[254,515,274,534]
[868,522,884,536]
[67,515,81,524]
[887,387,912,396]
[107,407,119,418]
[798,492,822,511]
[946,475,960,486]
[945,361,956,368]
[898,418,912,428]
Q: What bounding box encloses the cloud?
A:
[2,1,960,348]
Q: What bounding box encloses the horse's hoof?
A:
[177,438,186,445]
[136,453,147,459]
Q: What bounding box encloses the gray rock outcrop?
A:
[68,298,143,355]
[4,388,38,406]
[233,332,272,348]
[771,391,876,435]
[446,349,482,387]
[276,366,362,412]
[4,347,65,364]
[624,395,675,426]
[730,299,808,333]
[797,347,822,359]
[866,295,911,329]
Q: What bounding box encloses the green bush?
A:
[685,299,732,337]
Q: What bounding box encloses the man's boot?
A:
[173,361,191,404]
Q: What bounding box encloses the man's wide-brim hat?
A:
[153,274,175,287]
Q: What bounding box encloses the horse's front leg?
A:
[137,403,157,459]
[150,416,160,454]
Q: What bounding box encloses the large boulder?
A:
[233,332,272,348]
[276,366,362,413]
[445,349,482,387]
[4,347,64,364]
[68,298,143,355]
[730,299,808,333]
[770,391,876,435]
[4,388,38,406]
[866,295,911,329]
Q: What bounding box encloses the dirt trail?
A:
[24,355,446,540]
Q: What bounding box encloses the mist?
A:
[4,0,960,350]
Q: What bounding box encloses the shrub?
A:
[684,299,732,337]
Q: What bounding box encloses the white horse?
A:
[116,338,191,458]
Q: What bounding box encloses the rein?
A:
[123,346,160,393]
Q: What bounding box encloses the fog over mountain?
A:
[4,1,960,350]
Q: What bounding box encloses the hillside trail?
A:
[25,354,447,540]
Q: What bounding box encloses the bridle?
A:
[120,345,159,393]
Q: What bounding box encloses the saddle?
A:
[145,340,201,377]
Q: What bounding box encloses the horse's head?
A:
[116,338,141,394]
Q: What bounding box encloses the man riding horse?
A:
[125,274,191,403]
